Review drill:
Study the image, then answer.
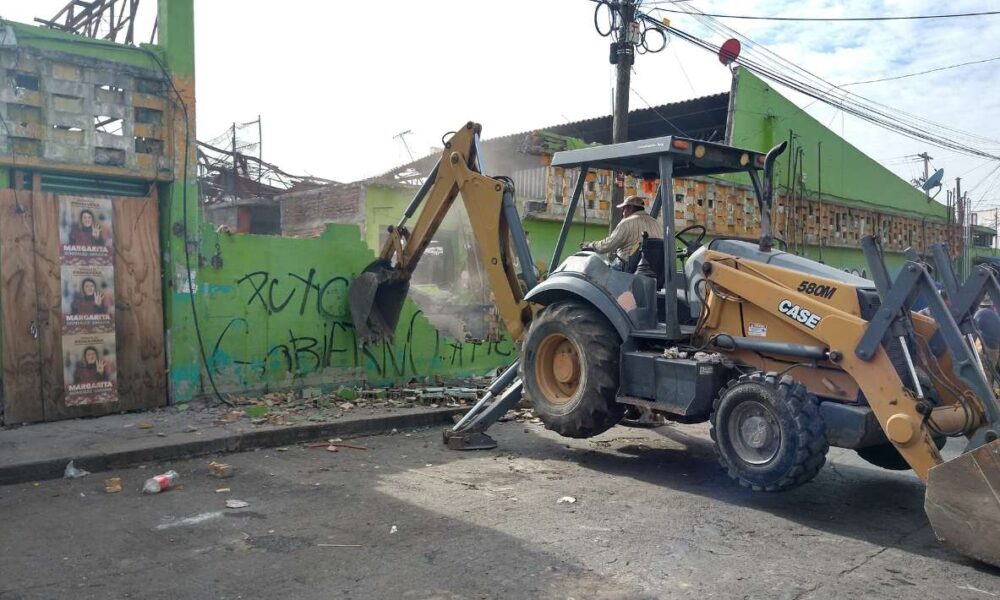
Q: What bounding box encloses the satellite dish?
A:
[719,39,741,65]
[922,168,945,192]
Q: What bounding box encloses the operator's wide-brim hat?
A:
[616,195,646,210]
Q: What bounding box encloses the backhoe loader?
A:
[349,122,1000,567]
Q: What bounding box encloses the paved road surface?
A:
[0,421,996,599]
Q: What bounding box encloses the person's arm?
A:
[587,219,632,255]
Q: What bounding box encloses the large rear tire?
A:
[711,372,828,492]
[521,301,623,438]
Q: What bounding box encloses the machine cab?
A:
[540,136,785,339]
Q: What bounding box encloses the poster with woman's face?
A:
[61,264,115,334]
[59,196,114,265]
[63,333,117,406]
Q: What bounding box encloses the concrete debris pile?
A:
[213,381,488,427]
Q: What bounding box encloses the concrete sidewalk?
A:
[0,404,463,485]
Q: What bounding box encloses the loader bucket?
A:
[924,439,1000,567]
[348,260,410,343]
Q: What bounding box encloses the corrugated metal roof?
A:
[370,92,730,183]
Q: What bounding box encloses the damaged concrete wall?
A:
[168,223,516,400]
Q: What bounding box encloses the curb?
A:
[0,407,463,486]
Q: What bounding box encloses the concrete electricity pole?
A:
[917,152,933,183]
[610,0,637,228]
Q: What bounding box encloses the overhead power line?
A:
[652,7,1000,21]
[842,55,1000,86]
[635,4,1000,161]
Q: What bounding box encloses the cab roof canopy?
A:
[551,136,767,179]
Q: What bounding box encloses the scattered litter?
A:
[956,584,998,597]
[390,428,399,435]
[221,410,241,423]
[330,438,343,443]
[183,425,198,433]
[215,488,231,494]
[154,511,222,530]
[338,402,354,411]
[268,414,286,426]
[557,496,577,504]
[330,442,367,451]
[177,403,189,411]
[32,482,40,487]
[318,543,361,548]
[225,499,250,509]
[138,422,154,430]
[104,477,122,493]
[143,470,180,494]
[209,462,234,479]
[250,418,267,425]
[308,440,367,451]
[389,525,398,534]
[63,461,90,479]
[156,432,167,438]
[275,447,289,452]
[246,405,268,419]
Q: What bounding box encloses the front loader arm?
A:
[349,122,535,343]
[701,255,944,480]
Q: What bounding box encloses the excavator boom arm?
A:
[348,122,535,343]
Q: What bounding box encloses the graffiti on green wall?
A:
[169,223,515,398]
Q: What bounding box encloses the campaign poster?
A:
[63,333,117,406]
[59,196,114,265]
[61,264,115,334]
[59,195,118,406]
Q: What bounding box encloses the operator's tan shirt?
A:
[587,212,663,261]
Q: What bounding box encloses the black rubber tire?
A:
[856,436,947,471]
[520,301,623,438]
[710,372,828,492]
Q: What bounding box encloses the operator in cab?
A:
[581,195,662,263]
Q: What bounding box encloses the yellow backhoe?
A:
[349,122,1000,567]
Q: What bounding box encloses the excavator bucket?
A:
[348,260,410,343]
[924,439,1000,567]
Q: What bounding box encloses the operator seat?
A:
[626,236,665,289]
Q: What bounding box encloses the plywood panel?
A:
[32,192,116,420]
[0,190,43,423]
[113,195,166,410]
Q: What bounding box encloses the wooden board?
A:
[0,190,43,423]
[113,195,167,410]
[32,192,117,420]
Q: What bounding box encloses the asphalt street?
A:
[0,420,997,599]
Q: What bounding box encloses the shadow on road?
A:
[498,422,1000,575]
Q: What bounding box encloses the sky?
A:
[4,0,1000,210]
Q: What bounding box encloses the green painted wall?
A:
[169,224,514,396]
[722,67,1000,275]
[728,68,946,220]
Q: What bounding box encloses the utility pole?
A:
[610,0,637,228]
[917,151,932,202]
[956,177,965,276]
[917,152,933,183]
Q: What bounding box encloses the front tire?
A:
[711,372,828,492]
[521,301,623,438]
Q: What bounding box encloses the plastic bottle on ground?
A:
[142,470,179,494]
